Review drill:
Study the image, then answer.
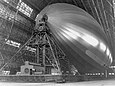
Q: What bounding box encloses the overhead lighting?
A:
[100,42,106,52]
[82,34,99,47]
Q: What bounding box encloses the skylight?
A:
[16,0,33,17]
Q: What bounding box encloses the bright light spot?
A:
[62,30,78,39]
[90,73,92,75]
[109,73,112,75]
[109,54,112,59]
[106,48,110,56]
[96,73,98,75]
[16,0,33,17]
[66,28,81,37]
[100,42,106,52]
[101,73,104,75]
[35,14,39,21]
[25,46,36,52]
[5,39,20,48]
[112,73,114,75]
[98,73,100,75]
[109,54,113,63]
[109,66,115,68]
[93,73,95,75]
[61,32,71,40]
[82,34,99,47]
[3,0,9,3]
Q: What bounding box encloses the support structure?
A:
[0,14,70,75]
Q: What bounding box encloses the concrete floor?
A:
[0,80,115,86]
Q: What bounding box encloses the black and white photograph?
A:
[0,0,114,86]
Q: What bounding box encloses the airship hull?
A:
[36,3,112,74]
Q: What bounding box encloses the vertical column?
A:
[43,34,46,73]
[35,34,40,64]
[36,45,39,63]
[46,34,62,75]
[105,70,108,78]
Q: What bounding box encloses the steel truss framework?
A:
[0,15,70,74]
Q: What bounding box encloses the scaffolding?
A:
[0,14,70,75]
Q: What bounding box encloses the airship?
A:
[36,3,113,74]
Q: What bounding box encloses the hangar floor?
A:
[0,79,115,86]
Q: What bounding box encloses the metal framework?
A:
[0,15,69,75]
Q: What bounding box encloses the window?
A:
[90,73,92,75]
[16,0,33,17]
[0,3,16,21]
[109,73,112,75]
[25,46,36,52]
[101,73,104,75]
[3,0,19,6]
[112,73,114,75]
[0,4,7,18]
[98,73,100,75]
[93,73,95,75]
[5,39,20,48]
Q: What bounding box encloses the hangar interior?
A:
[0,0,115,82]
